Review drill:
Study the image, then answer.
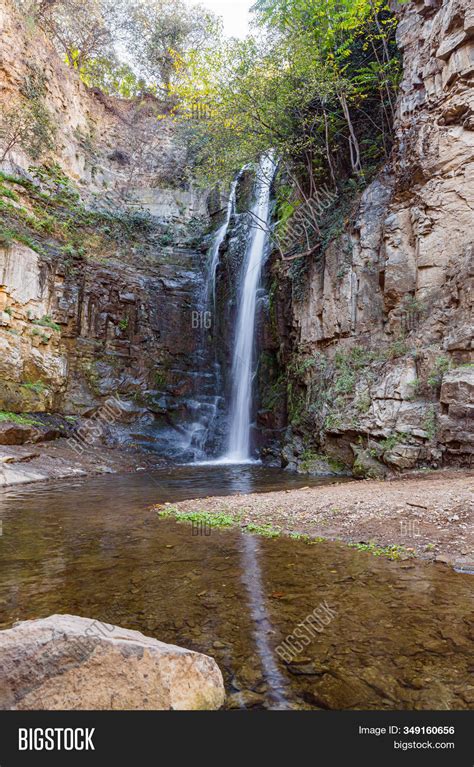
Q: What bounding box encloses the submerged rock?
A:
[0,615,225,710]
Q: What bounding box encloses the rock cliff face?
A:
[0,0,472,471]
[0,0,206,216]
[0,0,214,454]
[265,0,473,473]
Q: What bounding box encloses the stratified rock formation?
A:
[0,615,225,710]
[263,0,473,474]
[0,0,216,459]
[0,0,472,472]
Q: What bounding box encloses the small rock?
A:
[227,690,264,709]
[0,452,40,464]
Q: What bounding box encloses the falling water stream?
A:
[208,172,242,309]
[192,152,276,465]
[224,152,276,462]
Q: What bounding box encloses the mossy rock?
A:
[351,447,389,479]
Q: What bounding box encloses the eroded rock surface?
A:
[0,615,225,710]
[265,0,474,472]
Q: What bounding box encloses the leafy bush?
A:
[33,315,61,332]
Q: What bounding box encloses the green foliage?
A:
[348,541,414,560]
[156,505,236,528]
[0,225,45,255]
[0,185,19,201]
[245,523,281,538]
[387,339,409,359]
[0,70,56,162]
[299,450,346,473]
[334,369,355,395]
[379,434,401,452]
[356,391,371,413]
[21,380,47,394]
[154,371,167,388]
[174,510,235,528]
[424,405,437,442]
[286,381,305,426]
[127,0,220,98]
[288,532,310,541]
[333,346,375,395]
[0,411,42,426]
[0,171,25,185]
[427,356,451,389]
[33,315,61,332]
[324,412,342,430]
[407,377,421,399]
[80,58,146,98]
[174,0,400,195]
[156,504,179,517]
[261,373,286,412]
[31,328,51,344]
[0,160,169,270]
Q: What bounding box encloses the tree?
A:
[175,0,399,185]
[80,56,146,99]
[171,0,400,266]
[13,0,131,84]
[0,72,56,162]
[126,0,220,99]
[39,0,118,71]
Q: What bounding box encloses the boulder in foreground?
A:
[0,615,225,710]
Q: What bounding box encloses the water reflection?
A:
[240,535,289,709]
[0,467,472,710]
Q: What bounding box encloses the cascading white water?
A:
[176,175,243,463]
[208,174,241,308]
[224,152,276,463]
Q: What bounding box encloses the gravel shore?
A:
[161,470,474,568]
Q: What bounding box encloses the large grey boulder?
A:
[0,615,225,710]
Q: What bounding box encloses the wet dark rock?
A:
[226,690,264,709]
[307,672,375,709]
[231,660,264,691]
[287,659,325,676]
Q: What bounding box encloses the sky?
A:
[184,0,254,38]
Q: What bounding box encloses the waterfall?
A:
[190,152,275,466]
[224,152,276,463]
[208,174,241,309]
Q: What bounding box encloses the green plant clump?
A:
[348,541,414,560]
[175,510,235,528]
[33,315,61,332]
[0,411,42,426]
[245,523,280,538]
[156,506,235,529]
[427,356,451,389]
[21,380,47,394]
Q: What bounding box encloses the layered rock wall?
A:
[0,0,212,451]
[270,0,473,473]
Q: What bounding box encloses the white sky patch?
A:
[185,0,253,38]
